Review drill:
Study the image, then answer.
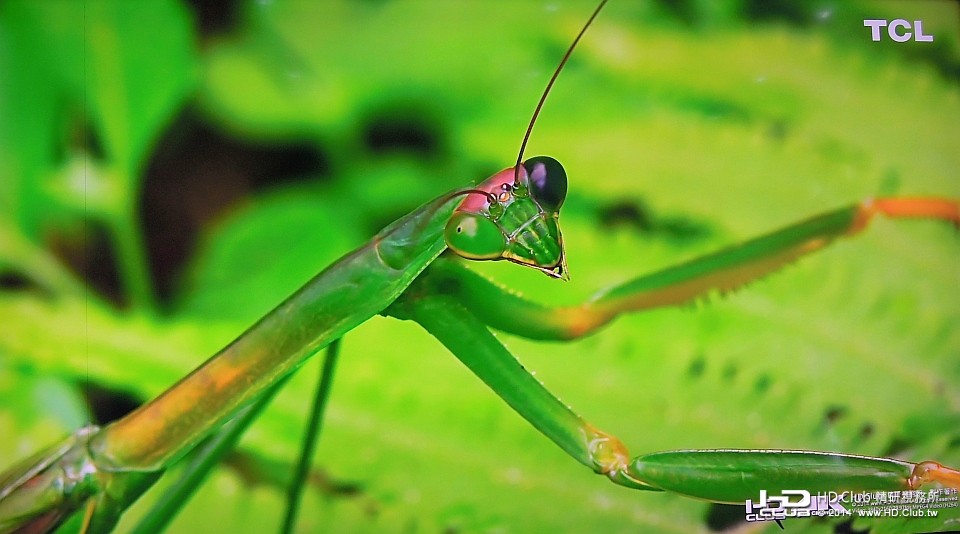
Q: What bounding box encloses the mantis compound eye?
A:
[444,211,506,260]
[522,156,567,213]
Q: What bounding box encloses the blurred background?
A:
[0,0,958,532]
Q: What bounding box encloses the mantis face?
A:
[444,156,569,279]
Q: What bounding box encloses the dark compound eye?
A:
[523,156,567,213]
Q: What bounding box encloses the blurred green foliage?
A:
[0,1,958,533]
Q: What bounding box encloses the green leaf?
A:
[175,184,365,323]
[41,0,195,179]
[0,0,196,310]
[0,0,195,212]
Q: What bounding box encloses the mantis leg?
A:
[282,338,341,534]
[386,291,960,503]
[385,293,656,491]
[424,198,959,340]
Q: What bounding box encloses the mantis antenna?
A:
[512,0,609,187]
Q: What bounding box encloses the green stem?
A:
[1,224,89,297]
[281,338,341,534]
[111,200,157,312]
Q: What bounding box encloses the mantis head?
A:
[444,156,569,280]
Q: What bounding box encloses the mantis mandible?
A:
[1,1,959,532]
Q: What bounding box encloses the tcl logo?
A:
[864,19,934,42]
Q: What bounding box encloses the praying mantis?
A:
[1,0,959,532]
